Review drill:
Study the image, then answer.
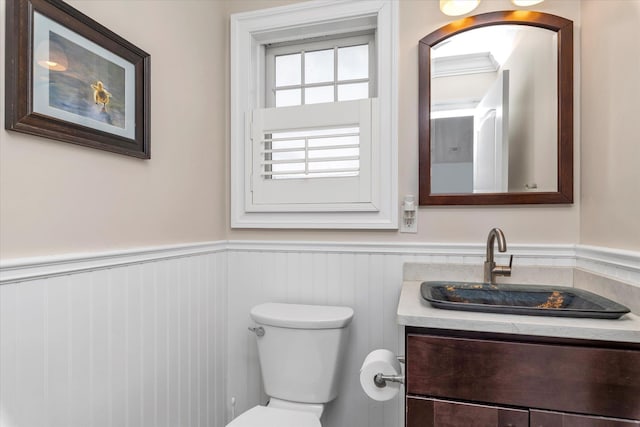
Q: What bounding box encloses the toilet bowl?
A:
[226,302,354,427]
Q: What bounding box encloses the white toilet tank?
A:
[250,303,354,404]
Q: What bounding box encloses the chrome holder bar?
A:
[373,373,405,388]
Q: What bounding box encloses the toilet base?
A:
[268,397,325,418]
[225,405,321,427]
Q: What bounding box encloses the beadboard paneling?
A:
[2,241,638,427]
[227,249,411,427]
[0,252,227,427]
[224,243,638,427]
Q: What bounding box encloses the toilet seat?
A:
[226,405,321,427]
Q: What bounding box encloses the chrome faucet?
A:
[484,228,513,284]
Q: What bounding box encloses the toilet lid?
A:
[226,405,321,427]
[250,303,353,329]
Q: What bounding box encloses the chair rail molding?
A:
[2,240,639,286]
[575,244,640,284]
[0,241,227,284]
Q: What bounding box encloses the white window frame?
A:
[230,0,398,229]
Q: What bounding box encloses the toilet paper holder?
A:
[373,373,404,387]
[373,355,405,388]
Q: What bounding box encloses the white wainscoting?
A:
[1,241,639,427]
[0,249,228,427]
[224,241,575,427]
[227,249,407,427]
[224,241,639,427]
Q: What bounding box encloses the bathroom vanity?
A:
[398,280,640,427]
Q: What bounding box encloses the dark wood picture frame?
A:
[5,0,151,158]
[418,11,573,205]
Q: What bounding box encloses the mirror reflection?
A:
[430,25,558,194]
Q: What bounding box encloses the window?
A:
[266,33,375,108]
[258,34,374,188]
[231,1,397,228]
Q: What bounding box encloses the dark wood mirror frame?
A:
[419,11,573,205]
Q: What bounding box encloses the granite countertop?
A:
[397,280,640,343]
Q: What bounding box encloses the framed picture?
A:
[5,0,151,158]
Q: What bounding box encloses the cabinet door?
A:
[530,410,640,427]
[407,396,529,427]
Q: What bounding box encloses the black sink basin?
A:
[420,281,631,319]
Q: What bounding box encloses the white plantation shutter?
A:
[248,99,378,211]
[263,126,360,180]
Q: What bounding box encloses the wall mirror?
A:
[419,11,573,205]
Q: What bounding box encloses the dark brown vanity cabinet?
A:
[407,397,529,427]
[529,410,640,426]
[405,328,640,427]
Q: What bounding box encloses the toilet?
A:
[227,302,354,427]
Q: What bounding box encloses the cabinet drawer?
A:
[407,397,528,427]
[407,333,640,420]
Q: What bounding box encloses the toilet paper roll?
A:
[359,349,402,401]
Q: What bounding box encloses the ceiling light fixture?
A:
[511,0,544,6]
[439,0,481,17]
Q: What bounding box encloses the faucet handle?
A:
[492,255,513,278]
